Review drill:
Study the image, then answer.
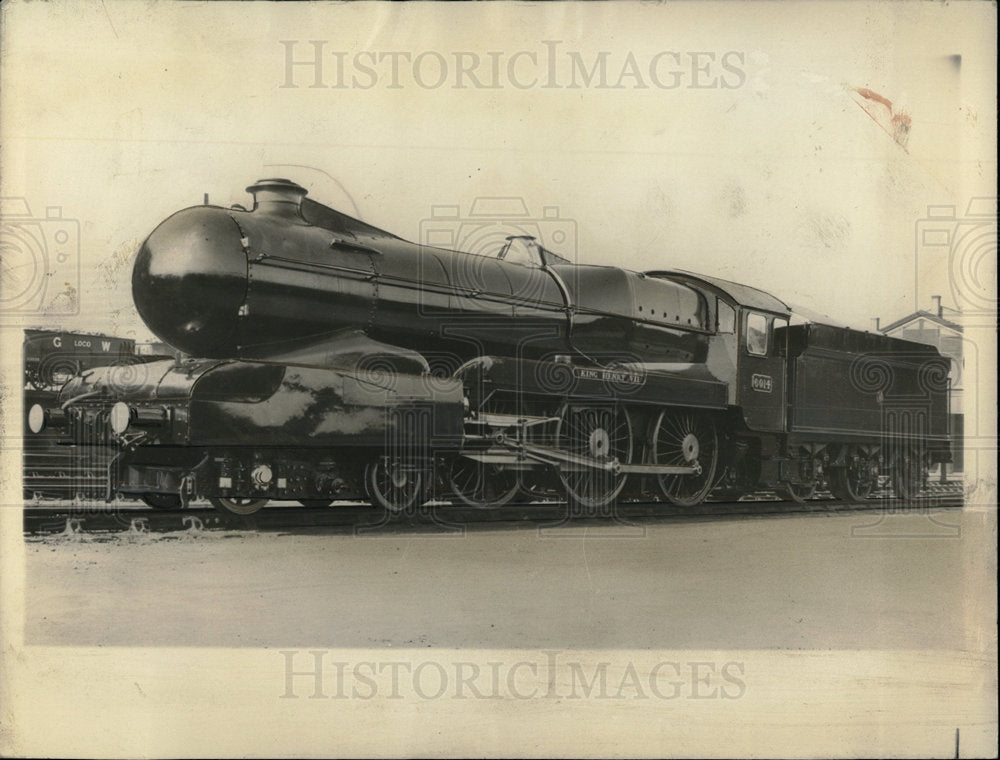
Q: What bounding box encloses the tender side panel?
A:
[785,324,950,441]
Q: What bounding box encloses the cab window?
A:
[746,312,768,356]
[773,317,789,356]
[717,300,736,333]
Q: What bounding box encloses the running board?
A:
[467,412,559,428]
[617,462,700,475]
[461,441,700,476]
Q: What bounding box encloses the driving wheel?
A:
[555,403,632,511]
[652,409,719,506]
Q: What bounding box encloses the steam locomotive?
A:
[27,178,952,515]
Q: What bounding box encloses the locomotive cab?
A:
[645,270,792,433]
[645,269,952,500]
[737,309,790,432]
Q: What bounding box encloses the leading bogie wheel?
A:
[209,496,269,516]
[141,492,183,510]
[652,409,719,506]
[555,403,632,511]
[365,458,423,513]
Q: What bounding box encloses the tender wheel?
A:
[209,496,269,516]
[555,403,632,510]
[141,493,183,510]
[782,450,818,503]
[448,455,520,509]
[365,458,423,512]
[891,446,926,501]
[783,481,817,504]
[652,409,719,506]
[829,445,877,502]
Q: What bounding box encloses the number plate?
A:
[751,373,773,393]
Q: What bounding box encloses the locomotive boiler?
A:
[28,178,953,515]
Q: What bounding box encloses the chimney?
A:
[246,178,307,218]
[931,295,942,318]
[871,317,881,332]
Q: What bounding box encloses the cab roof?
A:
[645,270,791,315]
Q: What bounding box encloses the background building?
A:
[879,299,964,476]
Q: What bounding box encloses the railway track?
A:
[23,484,965,536]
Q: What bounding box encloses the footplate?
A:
[461,439,699,476]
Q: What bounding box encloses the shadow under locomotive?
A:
[27,178,955,517]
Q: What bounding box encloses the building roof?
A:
[881,310,963,334]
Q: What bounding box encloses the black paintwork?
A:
[132,185,710,365]
[783,323,950,441]
[32,178,955,504]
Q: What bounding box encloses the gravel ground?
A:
[23,506,993,651]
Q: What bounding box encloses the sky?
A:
[1,1,996,343]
